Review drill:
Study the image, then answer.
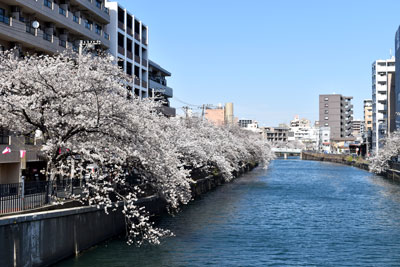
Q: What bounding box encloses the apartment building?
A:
[262,126,289,142]
[364,99,373,131]
[105,1,148,98]
[372,57,395,153]
[0,0,110,55]
[148,60,176,117]
[317,127,331,153]
[238,119,254,128]
[319,94,353,139]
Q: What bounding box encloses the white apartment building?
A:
[317,127,331,153]
[105,1,148,98]
[288,116,319,150]
[372,56,395,154]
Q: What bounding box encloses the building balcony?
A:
[118,45,124,55]
[127,27,133,36]
[134,77,140,86]
[126,50,133,60]
[9,0,110,49]
[118,20,124,31]
[149,79,173,98]
[157,106,176,117]
[134,32,140,41]
[73,0,110,24]
[0,18,64,54]
[142,58,147,67]
[134,55,140,64]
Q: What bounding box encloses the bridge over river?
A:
[271,147,302,159]
[56,159,400,266]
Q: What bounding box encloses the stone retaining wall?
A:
[301,152,400,182]
[0,164,257,267]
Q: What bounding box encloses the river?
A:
[56,159,400,266]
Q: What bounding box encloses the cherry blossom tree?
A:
[369,131,400,174]
[0,49,273,245]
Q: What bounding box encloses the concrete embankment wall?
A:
[301,152,400,182]
[0,164,256,267]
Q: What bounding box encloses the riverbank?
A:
[0,163,258,267]
[301,152,400,183]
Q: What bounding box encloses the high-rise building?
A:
[105,1,148,98]
[319,94,353,139]
[0,0,110,54]
[372,57,395,153]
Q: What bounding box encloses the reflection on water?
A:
[56,159,400,267]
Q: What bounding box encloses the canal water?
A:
[56,159,400,266]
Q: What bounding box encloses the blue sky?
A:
[118,0,400,126]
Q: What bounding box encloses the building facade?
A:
[148,60,176,117]
[319,94,353,139]
[0,0,110,55]
[105,1,148,98]
[262,126,289,142]
[205,103,235,126]
[372,57,395,153]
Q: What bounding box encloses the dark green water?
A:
[56,159,400,266]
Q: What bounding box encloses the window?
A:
[325,110,328,114]
[85,19,92,30]
[73,14,79,23]
[324,103,328,107]
[324,97,329,101]
[0,127,9,145]
[59,7,66,16]
[0,8,10,25]
[25,133,35,145]
[324,123,329,126]
[44,0,52,8]
[96,0,102,8]
[95,24,102,35]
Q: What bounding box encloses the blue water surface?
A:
[56,159,400,266]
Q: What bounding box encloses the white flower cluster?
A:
[369,131,400,173]
[0,50,274,245]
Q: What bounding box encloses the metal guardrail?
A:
[0,179,85,215]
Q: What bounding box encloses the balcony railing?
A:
[59,39,67,48]
[127,27,133,36]
[142,38,147,45]
[118,21,124,30]
[43,32,52,42]
[142,58,147,67]
[142,80,147,88]
[134,55,140,64]
[118,45,125,55]
[134,77,140,86]
[134,32,140,41]
[127,51,133,60]
[26,25,35,35]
